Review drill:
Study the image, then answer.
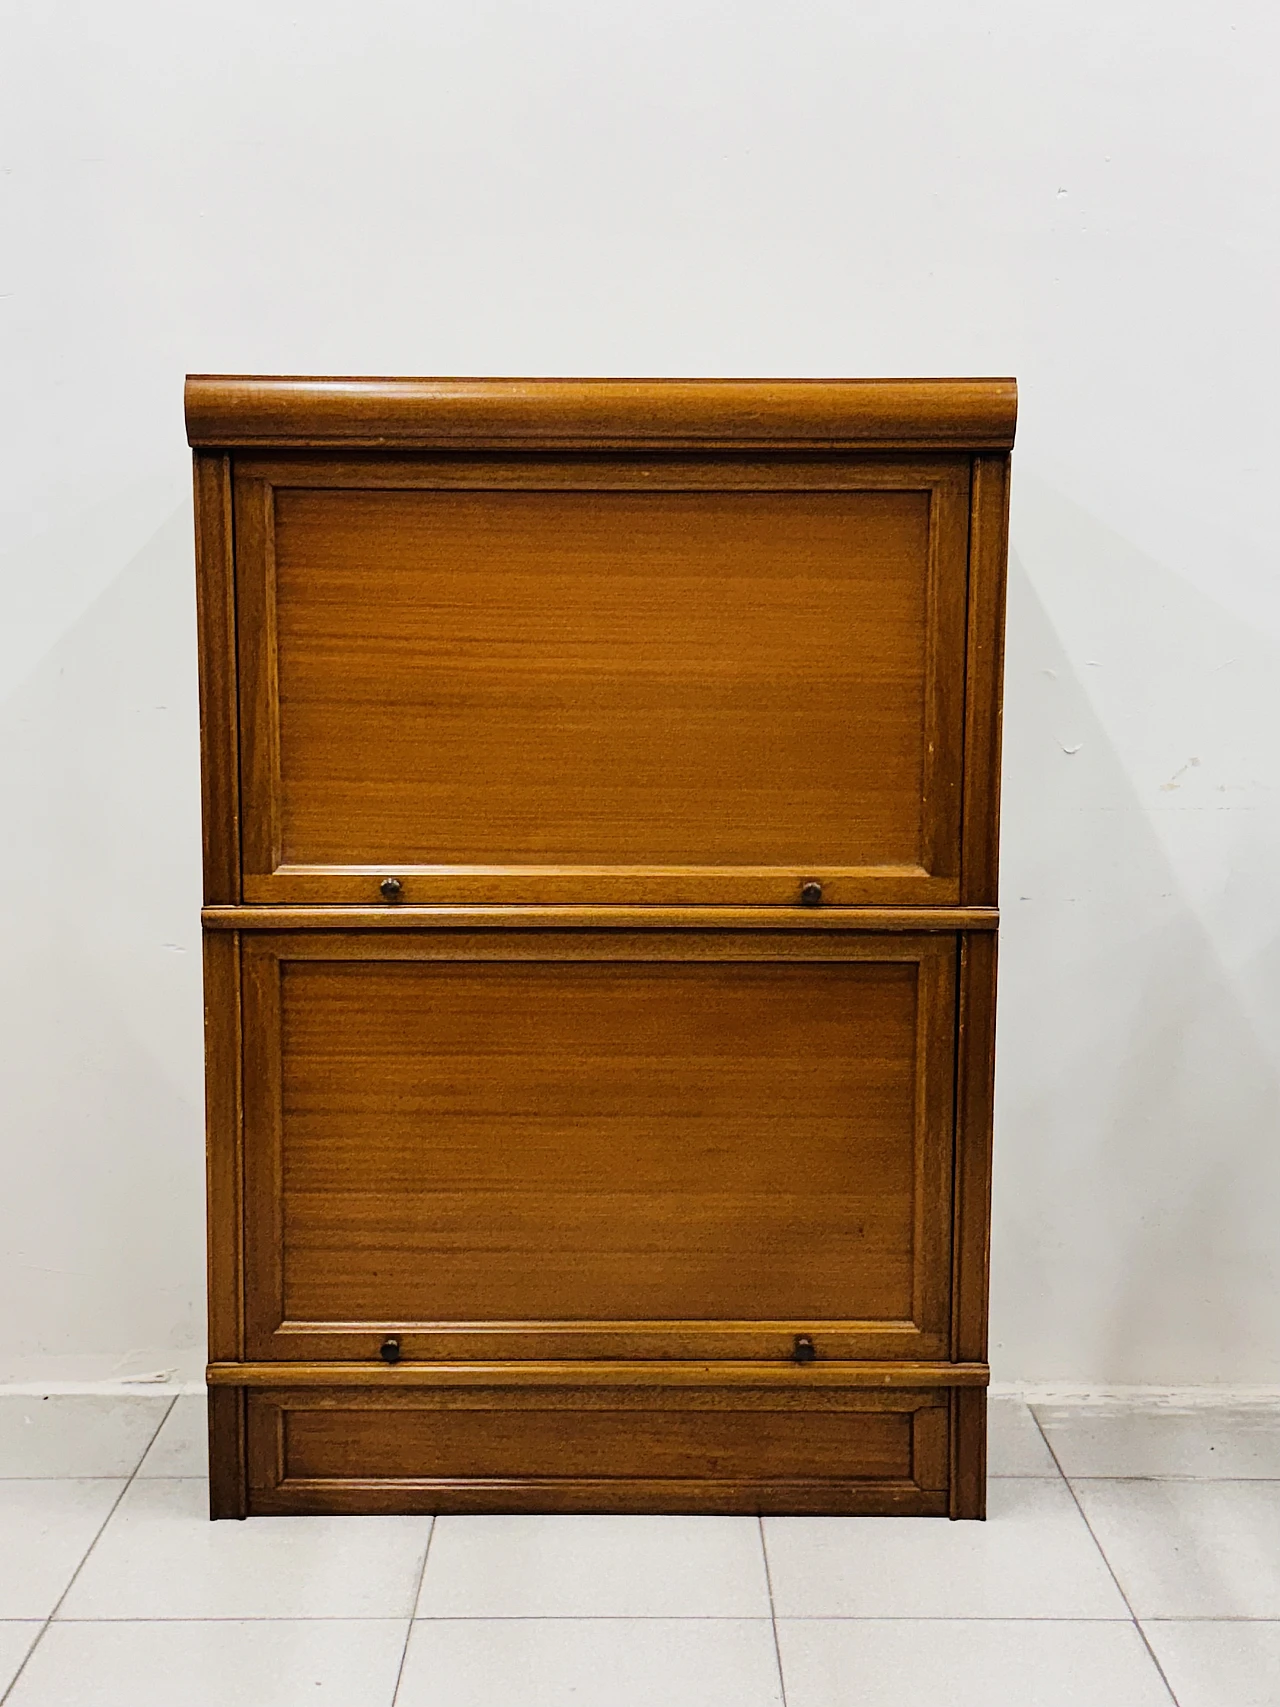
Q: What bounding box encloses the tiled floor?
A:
[0,1394,1278,1704]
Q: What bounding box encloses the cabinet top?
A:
[185,375,1017,452]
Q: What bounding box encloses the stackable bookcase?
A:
[189,375,1014,1518]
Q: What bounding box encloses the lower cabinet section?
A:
[204,922,996,1520]
[210,1375,987,1518]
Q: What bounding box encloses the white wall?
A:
[2,0,1277,1384]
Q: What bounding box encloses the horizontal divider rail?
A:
[203,905,999,932]
[208,1360,991,1389]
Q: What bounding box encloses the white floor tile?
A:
[989,1397,1060,1475]
[396,1618,783,1707]
[0,1480,125,1618]
[1074,1480,1280,1618]
[5,1619,408,1707]
[136,1394,207,1478]
[417,1514,771,1617]
[776,1619,1173,1707]
[0,1396,170,1478]
[1037,1403,1280,1479]
[58,1479,432,1621]
[763,1479,1128,1619]
[1142,1619,1280,1707]
[0,1625,43,1695]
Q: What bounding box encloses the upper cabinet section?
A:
[189,378,1014,908]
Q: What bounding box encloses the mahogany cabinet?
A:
[189,375,1014,1518]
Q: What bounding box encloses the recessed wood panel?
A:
[234,458,971,905]
[242,932,955,1362]
[275,484,929,869]
[282,959,916,1323]
[245,1384,950,1515]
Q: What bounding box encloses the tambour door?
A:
[241,929,958,1363]
[231,455,973,906]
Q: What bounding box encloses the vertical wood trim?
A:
[912,1402,950,1493]
[241,938,286,1358]
[208,1386,248,1519]
[192,453,240,902]
[951,931,997,1363]
[948,1386,987,1518]
[912,938,958,1348]
[203,929,243,1362]
[960,455,1010,904]
[919,465,971,881]
[234,476,282,884]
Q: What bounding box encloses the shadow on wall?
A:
[993,476,1280,1385]
[0,495,206,1381]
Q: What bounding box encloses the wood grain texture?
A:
[186,375,1017,451]
[202,930,243,1363]
[949,1386,988,1520]
[273,485,935,868]
[232,478,281,885]
[202,905,1000,932]
[232,461,970,906]
[240,932,956,1364]
[952,931,999,1365]
[207,1360,990,1388]
[192,453,239,902]
[244,1384,951,1515]
[208,1385,247,1520]
[960,455,1011,905]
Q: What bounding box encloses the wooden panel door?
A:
[241,930,957,1363]
[232,455,971,905]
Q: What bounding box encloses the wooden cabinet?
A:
[191,376,1013,1519]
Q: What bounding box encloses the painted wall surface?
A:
[2,1,1277,1383]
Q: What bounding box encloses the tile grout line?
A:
[1024,1473,1280,1484]
[0,1396,177,1707]
[389,1515,436,1707]
[13,1612,787,1624]
[14,1611,1271,1623]
[758,1516,789,1707]
[1029,1406,1182,1707]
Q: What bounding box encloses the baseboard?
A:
[0,1349,207,1396]
[0,1377,206,1396]
[991,1381,1280,1407]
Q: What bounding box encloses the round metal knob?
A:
[379,877,403,901]
[379,1338,401,1365]
[799,880,823,907]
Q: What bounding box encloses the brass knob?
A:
[799,880,823,907]
[379,877,403,901]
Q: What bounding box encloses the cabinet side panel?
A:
[952,931,997,1364]
[960,455,1010,905]
[208,1386,247,1520]
[193,453,240,903]
[950,1386,987,1520]
[919,465,970,882]
[204,929,244,1363]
